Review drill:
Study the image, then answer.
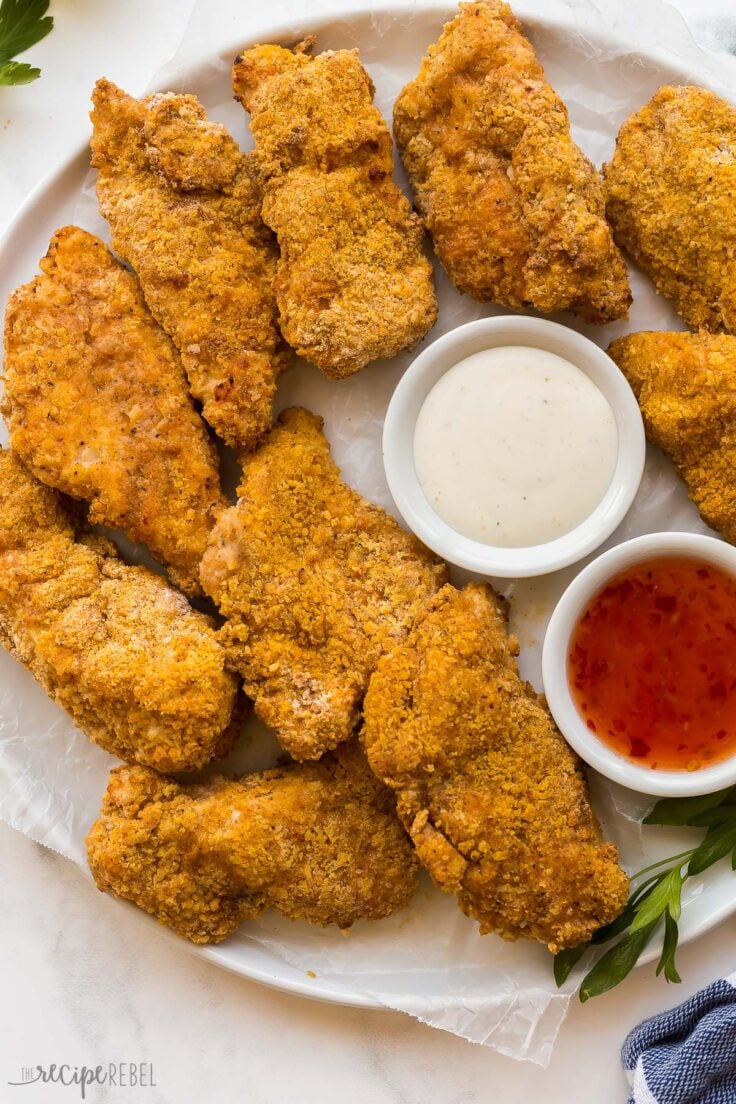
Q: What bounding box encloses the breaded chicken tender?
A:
[0,450,238,772]
[200,408,446,761]
[3,226,224,596]
[232,42,437,377]
[91,79,284,450]
[393,0,631,322]
[362,583,629,952]
[609,330,736,542]
[605,86,736,332]
[86,741,418,943]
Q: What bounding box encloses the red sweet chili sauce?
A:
[568,556,736,771]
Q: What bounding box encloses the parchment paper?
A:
[2,0,736,1067]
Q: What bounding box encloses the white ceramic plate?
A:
[2,1,736,1013]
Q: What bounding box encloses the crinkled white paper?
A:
[3,0,736,1067]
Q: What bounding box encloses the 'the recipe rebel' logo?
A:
[8,1063,156,1098]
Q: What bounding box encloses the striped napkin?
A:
[623,974,736,1103]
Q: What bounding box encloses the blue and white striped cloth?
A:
[623,973,736,1103]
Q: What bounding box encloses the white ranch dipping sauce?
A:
[413,346,618,548]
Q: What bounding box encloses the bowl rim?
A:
[542,531,736,797]
[382,315,646,578]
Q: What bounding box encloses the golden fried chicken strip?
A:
[604,86,736,332]
[200,408,446,761]
[86,741,419,943]
[3,226,225,596]
[232,42,437,377]
[91,79,284,449]
[363,583,629,952]
[609,330,736,542]
[393,0,630,322]
[0,450,238,772]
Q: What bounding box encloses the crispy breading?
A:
[200,408,447,761]
[604,85,736,332]
[2,226,225,596]
[86,741,419,943]
[393,0,631,322]
[0,450,238,772]
[609,330,736,542]
[362,583,629,952]
[90,79,285,450]
[232,43,437,377]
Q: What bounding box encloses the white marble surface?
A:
[2,1,736,1101]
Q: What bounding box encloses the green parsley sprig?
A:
[0,0,54,86]
[554,784,736,1001]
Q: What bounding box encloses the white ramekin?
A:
[382,316,645,577]
[543,532,736,797]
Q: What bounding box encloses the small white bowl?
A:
[382,316,645,577]
[543,532,736,797]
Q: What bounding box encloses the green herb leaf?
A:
[655,911,682,984]
[630,866,683,932]
[688,805,736,828]
[644,787,736,826]
[687,823,736,876]
[666,865,683,922]
[0,57,38,83]
[0,0,52,64]
[553,944,588,986]
[579,922,658,1002]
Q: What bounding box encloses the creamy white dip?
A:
[413,346,618,548]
